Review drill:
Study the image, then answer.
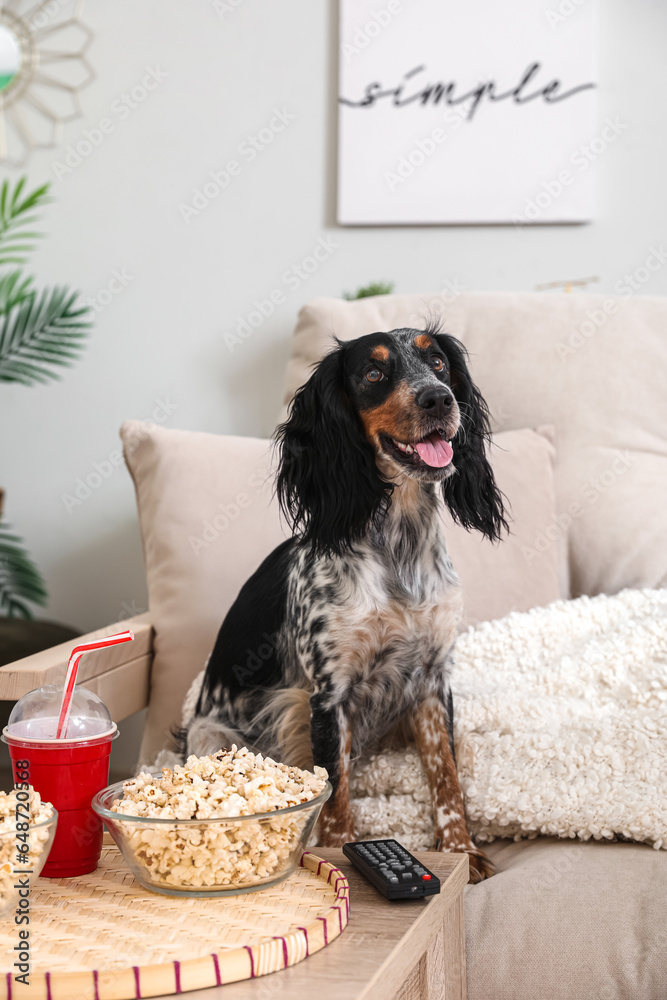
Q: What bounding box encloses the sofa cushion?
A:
[282,292,667,599]
[121,422,561,765]
[468,837,667,1000]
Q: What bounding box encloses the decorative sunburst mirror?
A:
[0,0,93,166]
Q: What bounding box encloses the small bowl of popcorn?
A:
[92,746,331,897]
[0,788,57,916]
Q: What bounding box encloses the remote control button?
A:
[401,872,413,881]
[422,874,432,881]
[389,876,399,883]
[414,867,426,875]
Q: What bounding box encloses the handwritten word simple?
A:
[340,61,595,121]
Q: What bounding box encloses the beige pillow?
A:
[121,421,561,765]
[282,292,667,599]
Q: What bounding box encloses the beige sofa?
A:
[2,292,666,999]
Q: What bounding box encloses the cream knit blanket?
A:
[350,588,667,851]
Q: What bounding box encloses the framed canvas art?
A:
[337,0,598,225]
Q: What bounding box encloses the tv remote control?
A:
[343,839,441,900]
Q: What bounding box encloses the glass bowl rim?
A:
[0,806,58,834]
[92,774,332,825]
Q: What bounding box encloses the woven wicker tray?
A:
[0,842,350,1000]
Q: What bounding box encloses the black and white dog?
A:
[185,324,506,881]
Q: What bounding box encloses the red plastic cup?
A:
[4,727,119,877]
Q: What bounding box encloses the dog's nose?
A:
[415,385,454,416]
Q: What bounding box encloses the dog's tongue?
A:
[415,434,454,468]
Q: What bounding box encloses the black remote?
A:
[343,839,441,900]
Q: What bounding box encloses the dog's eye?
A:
[431,357,445,372]
[366,368,384,383]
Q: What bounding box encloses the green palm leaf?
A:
[0,270,34,313]
[0,178,50,267]
[0,285,92,385]
[0,521,48,619]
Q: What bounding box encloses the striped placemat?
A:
[0,846,349,999]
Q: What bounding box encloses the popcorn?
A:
[0,788,54,908]
[111,746,328,889]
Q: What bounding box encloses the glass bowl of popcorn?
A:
[0,789,57,916]
[92,747,332,897]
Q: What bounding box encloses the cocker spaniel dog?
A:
[185,323,507,882]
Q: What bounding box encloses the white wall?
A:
[2,0,667,766]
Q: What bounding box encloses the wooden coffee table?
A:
[152,850,468,1000]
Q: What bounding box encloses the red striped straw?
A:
[56,630,134,738]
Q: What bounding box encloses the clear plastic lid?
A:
[5,685,115,742]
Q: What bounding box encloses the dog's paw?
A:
[467,849,495,884]
[432,837,495,883]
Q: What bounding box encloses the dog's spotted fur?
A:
[185,325,507,882]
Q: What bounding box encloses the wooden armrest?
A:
[0,614,154,722]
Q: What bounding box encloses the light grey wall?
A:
[1,0,666,770]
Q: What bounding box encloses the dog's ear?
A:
[433,333,508,541]
[275,345,392,555]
